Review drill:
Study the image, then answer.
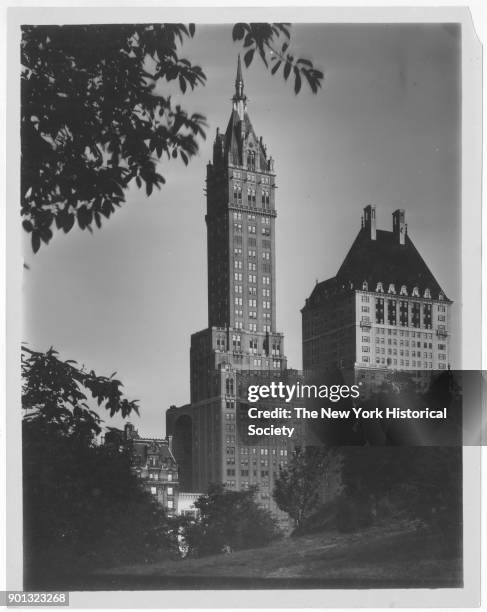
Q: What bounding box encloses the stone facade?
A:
[123,423,179,516]
[302,205,451,392]
[167,59,303,526]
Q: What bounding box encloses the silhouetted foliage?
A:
[232,23,324,93]
[21,346,172,586]
[338,445,461,546]
[273,446,332,530]
[21,23,323,251]
[184,484,280,556]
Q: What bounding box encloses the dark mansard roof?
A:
[304,224,449,309]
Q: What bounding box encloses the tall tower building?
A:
[167,59,302,520]
[190,54,286,405]
[301,205,452,392]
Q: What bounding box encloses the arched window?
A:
[247,150,255,170]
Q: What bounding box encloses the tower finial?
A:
[235,54,244,99]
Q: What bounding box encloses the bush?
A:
[335,494,374,533]
[185,485,281,557]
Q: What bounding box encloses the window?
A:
[167,487,173,495]
[167,500,174,509]
[233,183,242,203]
[150,487,157,495]
[168,473,172,482]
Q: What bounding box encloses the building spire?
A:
[235,54,245,99]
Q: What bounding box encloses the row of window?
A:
[364,356,440,368]
[231,171,271,185]
[375,329,434,338]
[365,347,437,358]
[237,447,288,456]
[234,275,271,290]
[234,298,271,316]
[229,322,271,333]
[360,282,444,299]
[234,222,271,235]
[232,185,271,207]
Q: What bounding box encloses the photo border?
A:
[5,5,483,609]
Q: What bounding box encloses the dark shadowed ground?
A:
[27,520,462,590]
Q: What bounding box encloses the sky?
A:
[23,23,461,437]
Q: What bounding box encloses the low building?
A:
[106,423,179,516]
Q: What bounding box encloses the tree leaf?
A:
[244,48,255,68]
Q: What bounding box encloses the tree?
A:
[273,446,331,530]
[21,346,172,587]
[21,23,324,252]
[184,484,280,557]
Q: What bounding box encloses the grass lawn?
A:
[84,520,461,590]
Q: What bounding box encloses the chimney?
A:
[363,204,376,240]
[392,209,406,245]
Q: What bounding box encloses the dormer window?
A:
[362,281,368,291]
[439,292,444,301]
[388,284,396,294]
[376,282,384,293]
[400,285,408,296]
[412,286,420,297]
[424,288,431,299]
[247,150,256,171]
